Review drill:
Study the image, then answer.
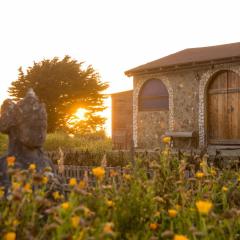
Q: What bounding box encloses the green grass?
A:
[0,132,112,155]
[1,132,132,166]
[44,132,112,152]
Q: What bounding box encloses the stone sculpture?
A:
[0,89,54,186]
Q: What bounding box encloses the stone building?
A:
[111,90,133,149]
[121,42,240,149]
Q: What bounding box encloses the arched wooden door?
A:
[208,70,240,144]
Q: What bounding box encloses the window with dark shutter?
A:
[139,79,169,111]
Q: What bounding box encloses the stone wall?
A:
[133,62,240,149]
[137,110,169,148]
[133,74,173,148]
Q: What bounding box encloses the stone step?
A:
[208,145,240,157]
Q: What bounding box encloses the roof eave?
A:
[125,56,240,77]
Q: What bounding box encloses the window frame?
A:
[138,79,169,111]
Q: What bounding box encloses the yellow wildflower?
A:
[4,232,16,240]
[61,202,70,210]
[23,183,32,193]
[78,180,86,189]
[92,167,105,180]
[7,156,16,167]
[210,168,217,176]
[69,178,77,186]
[174,234,189,240]
[29,164,36,171]
[110,170,118,177]
[42,176,48,184]
[222,186,228,192]
[162,149,169,156]
[195,172,204,178]
[106,200,114,208]
[162,136,171,144]
[0,188,4,198]
[52,191,62,200]
[175,204,181,210]
[168,209,177,218]
[12,182,21,191]
[83,206,91,217]
[103,222,114,234]
[71,216,80,228]
[195,200,213,215]
[123,174,131,180]
[12,219,20,227]
[149,223,158,230]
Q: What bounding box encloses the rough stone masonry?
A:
[0,89,54,187]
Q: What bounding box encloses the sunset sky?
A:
[1,0,240,135]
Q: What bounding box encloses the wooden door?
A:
[208,70,240,144]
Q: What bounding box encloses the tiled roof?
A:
[125,42,240,75]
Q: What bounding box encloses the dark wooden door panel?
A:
[208,94,218,139]
[208,70,240,144]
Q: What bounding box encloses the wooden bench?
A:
[165,131,197,148]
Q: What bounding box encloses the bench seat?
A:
[165,131,197,148]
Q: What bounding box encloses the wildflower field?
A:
[1,149,240,240]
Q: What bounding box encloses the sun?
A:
[75,108,87,121]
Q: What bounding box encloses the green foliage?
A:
[8,56,109,132]
[113,162,155,239]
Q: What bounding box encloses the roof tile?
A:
[125,42,240,75]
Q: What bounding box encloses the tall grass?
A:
[1,132,132,166]
[0,132,112,155]
[44,132,112,152]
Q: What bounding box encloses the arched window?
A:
[138,79,169,111]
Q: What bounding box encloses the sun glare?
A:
[75,108,87,120]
